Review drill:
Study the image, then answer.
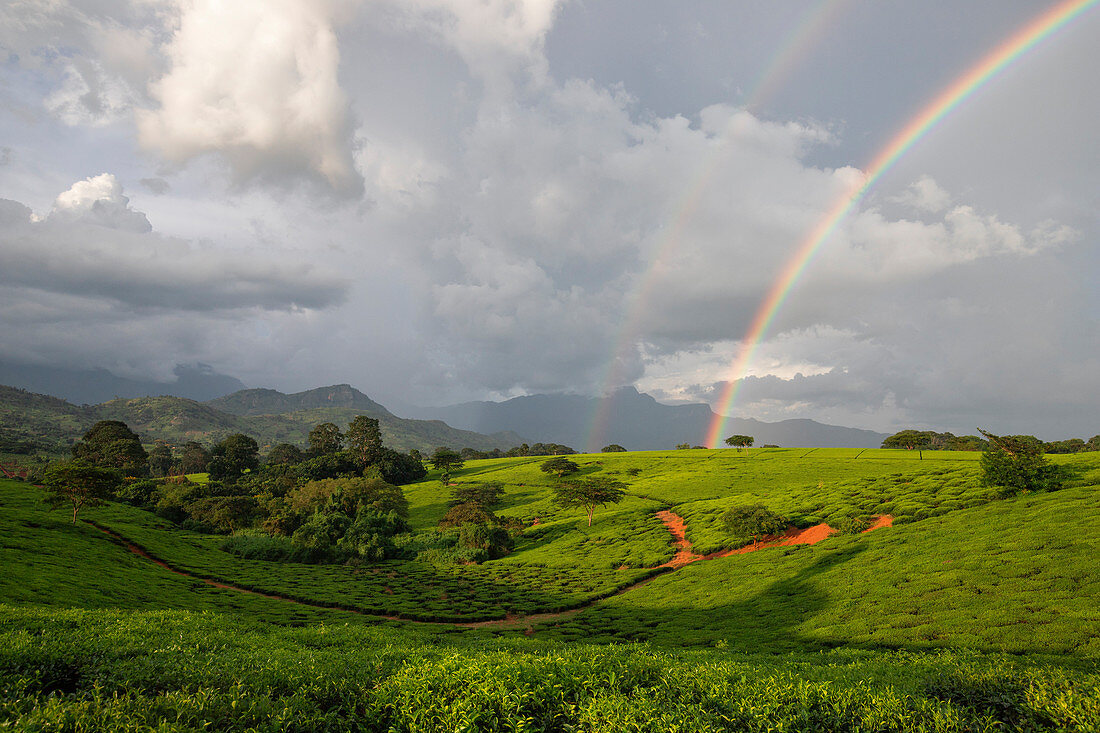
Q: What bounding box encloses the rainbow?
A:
[585,0,858,451]
[703,0,1097,448]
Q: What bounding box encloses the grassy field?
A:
[3,447,1099,730]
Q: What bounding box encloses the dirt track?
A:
[92,509,893,629]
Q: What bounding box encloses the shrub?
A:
[722,504,788,545]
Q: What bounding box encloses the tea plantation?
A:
[3,448,1099,730]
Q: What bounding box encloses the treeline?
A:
[457,442,576,460]
[881,429,1100,454]
[25,416,540,567]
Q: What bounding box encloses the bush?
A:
[722,504,788,545]
[979,429,1066,496]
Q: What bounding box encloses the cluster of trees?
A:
[883,429,1100,454]
[456,442,577,461]
[977,428,1067,496]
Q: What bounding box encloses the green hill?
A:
[0,384,527,454]
[3,448,1098,730]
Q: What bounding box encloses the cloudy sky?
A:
[1,0,1097,439]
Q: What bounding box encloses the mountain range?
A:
[400,386,890,450]
[0,384,525,455]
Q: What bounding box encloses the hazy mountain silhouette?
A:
[0,361,246,405]
[402,386,889,451]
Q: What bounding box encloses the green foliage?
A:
[265,443,303,465]
[1,606,1098,731]
[207,433,259,483]
[178,441,210,473]
[552,477,628,526]
[724,434,754,449]
[882,430,988,451]
[438,501,498,528]
[307,422,344,456]
[539,457,579,478]
[42,462,121,523]
[287,476,409,520]
[601,444,627,452]
[450,481,505,508]
[71,420,147,476]
[429,447,464,473]
[978,428,1065,496]
[345,415,383,466]
[721,504,788,545]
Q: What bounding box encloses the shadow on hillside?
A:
[549,543,871,650]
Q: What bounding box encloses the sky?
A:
[0,0,1097,440]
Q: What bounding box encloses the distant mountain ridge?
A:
[0,361,247,405]
[0,384,526,454]
[402,387,890,451]
[207,385,393,417]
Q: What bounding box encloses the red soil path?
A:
[90,510,893,629]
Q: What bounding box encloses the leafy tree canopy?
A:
[601,444,627,452]
[451,482,505,508]
[207,434,259,483]
[722,504,788,546]
[265,443,303,466]
[978,428,1065,496]
[724,435,754,450]
[72,420,147,476]
[540,457,580,478]
[429,447,464,474]
[43,461,121,524]
[308,422,344,457]
[345,415,383,467]
[552,477,627,526]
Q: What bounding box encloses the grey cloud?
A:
[0,184,348,312]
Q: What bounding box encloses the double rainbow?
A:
[697,0,1097,447]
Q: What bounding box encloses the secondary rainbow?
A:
[705,0,1098,448]
[585,0,858,451]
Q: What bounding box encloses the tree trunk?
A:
[72,503,78,524]
[587,507,593,526]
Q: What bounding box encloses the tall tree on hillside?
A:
[308,422,344,457]
[978,428,1064,496]
[179,441,211,474]
[429,447,464,483]
[43,462,120,524]
[540,457,579,478]
[724,435,754,451]
[346,416,383,467]
[147,441,174,477]
[552,477,627,526]
[72,420,148,476]
[208,434,260,483]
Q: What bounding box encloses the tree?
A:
[72,420,147,476]
[978,428,1064,496]
[179,441,210,474]
[429,447,464,483]
[722,504,788,547]
[43,462,120,524]
[540,457,580,478]
[601,444,627,452]
[451,482,505,507]
[552,477,627,526]
[724,435,754,450]
[147,441,174,477]
[308,422,344,457]
[676,443,691,450]
[207,434,259,483]
[266,443,304,465]
[345,416,383,467]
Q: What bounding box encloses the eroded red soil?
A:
[91,510,894,629]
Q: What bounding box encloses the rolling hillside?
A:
[0,384,526,454]
[2,447,1098,730]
